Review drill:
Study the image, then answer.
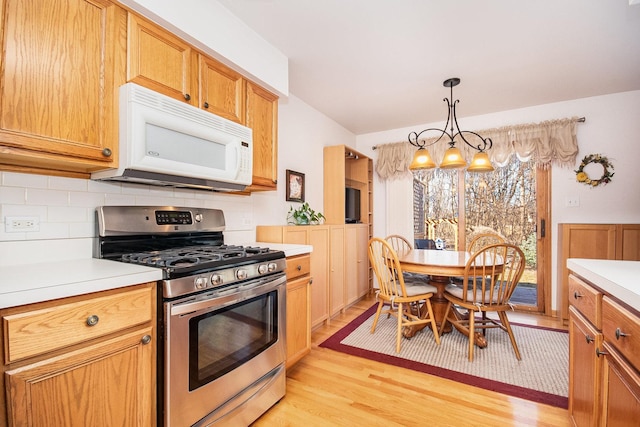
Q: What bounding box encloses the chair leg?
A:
[370,301,385,333]
[424,299,440,345]
[498,310,522,360]
[396,303,403,353]
[468,310,476,362]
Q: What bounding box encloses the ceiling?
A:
[216,0,640,135]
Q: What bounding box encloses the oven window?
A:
[188,290,278,390]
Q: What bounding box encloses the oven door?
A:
[164,273,286,427]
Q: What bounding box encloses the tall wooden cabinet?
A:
[1,282,157,427]
[0,0,126,176]
[558,223,640,323]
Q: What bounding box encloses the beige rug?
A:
[320,304,568,408]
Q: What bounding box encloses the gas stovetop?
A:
[95,206,286,298]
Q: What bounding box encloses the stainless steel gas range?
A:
[95,206,287,427]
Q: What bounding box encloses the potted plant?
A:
[287,202,326,225]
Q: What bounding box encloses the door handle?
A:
[540,219,546,238]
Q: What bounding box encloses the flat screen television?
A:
[345,187,361,223]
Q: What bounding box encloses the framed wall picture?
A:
[286,170,305,202]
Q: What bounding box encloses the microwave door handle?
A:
[234,145,241,178]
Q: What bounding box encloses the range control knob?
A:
[210,274,223,286]
[258,264,268,274]
[194,213,203,222]
[194,276,207,289]
[268,262,278,272]
[236,269,248,280]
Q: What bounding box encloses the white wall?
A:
[355,90,640,310]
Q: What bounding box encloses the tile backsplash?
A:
[0,171,255,242]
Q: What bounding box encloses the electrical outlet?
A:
[565,196,580,207]
[5,216,40,232]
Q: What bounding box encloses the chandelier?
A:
[408,77,494,172]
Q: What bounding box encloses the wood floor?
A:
[252,294,570,427]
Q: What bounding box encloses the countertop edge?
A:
[567,258,640,312]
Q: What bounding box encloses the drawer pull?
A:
[86,315,99,327]
[573,291,583,299]
[297,265,302,271]
[615,328,629,340]
[595,347,608,358]
[141,335,152,345]
[585,335,595,344]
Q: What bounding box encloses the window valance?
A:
[375,117,580,180]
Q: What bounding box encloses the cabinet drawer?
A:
[568,274,602,328]
[602,296,640,369]
[286,254,311,281]
[4,285,154,363]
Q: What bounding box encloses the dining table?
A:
[395,248,501,348]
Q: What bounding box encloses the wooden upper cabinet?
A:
[0,0,126,176]
[199,57,245,123]
[245,81,278,190]
[127,13,197,105]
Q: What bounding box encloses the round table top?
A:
[395,249,470,277]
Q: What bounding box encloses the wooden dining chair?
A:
[384,234,430,285]
[467,232,505,254]
[369,238,440,353]
[439,243,525,361]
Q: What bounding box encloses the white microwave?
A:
[92,83,253,191]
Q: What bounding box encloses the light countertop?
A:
[0,240,312,309]
[567,258,640,311]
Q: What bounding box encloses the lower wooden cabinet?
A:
[568,272,640,427]
[285,254,311,368]
[257,224,370,329]
[1,282,157,427]
[600,342,640,426]
[569,306,602,426]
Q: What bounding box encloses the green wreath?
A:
[575,154,614,187]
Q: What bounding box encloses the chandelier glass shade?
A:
[408,78,494,172]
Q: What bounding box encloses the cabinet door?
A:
[6,327,155,427]
[356,224,370,297]
[329,226,345,316]
[286,275,311,368]
[245,81,278,190]
[307,227,330,328]
[0,0,126,174]
[601,342,640,426]
[569,307,602,427]
[559,224,616,323]
[127,13,197,105]
[345,226,359,305]
[199,56,245,123]
[617,224,640,261]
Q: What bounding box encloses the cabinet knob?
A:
[184,93,191,101]
[204,101,209,109]
[309,278,313,285]
[573,291,582,299]
[102,148,112,157]
[595,347,608,358]
[296,265,302,271]
[615,328,629,340]
[141,335,152,345]
[86,315,99,326]
[585,335,594,344]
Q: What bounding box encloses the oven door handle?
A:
[170,274,285,316]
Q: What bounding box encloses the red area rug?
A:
[320,304,568,408]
